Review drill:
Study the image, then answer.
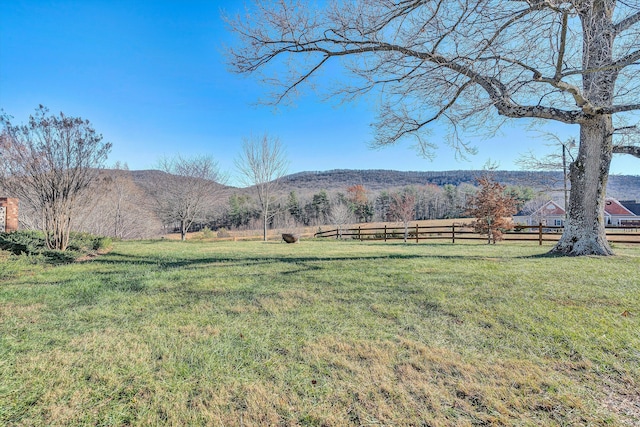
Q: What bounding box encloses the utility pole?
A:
[562,143,568,218]
[562,139,575,221]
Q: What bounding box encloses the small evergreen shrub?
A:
[0,230,111,264]
[0,230,47,255]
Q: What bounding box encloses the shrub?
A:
[217,228,231,238]
[63,233,111,253]
[0,230,111,264]
[93,237,113,251]
[201,227,214,239]
[0,230,47,255]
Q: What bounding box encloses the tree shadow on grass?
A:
[90,251,433,269]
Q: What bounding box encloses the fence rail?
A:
[314,223,640,245]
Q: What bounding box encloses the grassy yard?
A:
[1,239,639,426]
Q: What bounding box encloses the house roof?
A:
[516,198,638,218]
[515,200,565,217]
[605,198,636,216]
[619,200,640,215]
[536,200,565,216]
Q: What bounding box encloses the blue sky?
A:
[1,0,637,185]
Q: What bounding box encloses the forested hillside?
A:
[7,168,637,238]
[278,169,640,199]
[126,169,639,198]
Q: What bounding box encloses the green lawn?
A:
[1,240,639,426]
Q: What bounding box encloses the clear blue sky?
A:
[1,0,637,185]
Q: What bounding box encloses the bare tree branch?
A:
[614,10,640,35]
[612,145,640,158]
[226,0,640,255]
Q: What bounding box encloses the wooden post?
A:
[358,225,361,241]
[384,225,387,242]
[452,223,456,244]
[538,222,543,245]
[415,224,419,244]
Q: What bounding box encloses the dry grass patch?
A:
[0,302,45,323]
[297,335,595,426]
[1,240,639,425]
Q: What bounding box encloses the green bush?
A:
[201,227,214,239]
[0,230,47,255]
[0,230,111,264]
[67,232,112,253]
[93,237,113,251]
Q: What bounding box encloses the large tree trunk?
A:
[551,2,616,256]
[551,116,614,256]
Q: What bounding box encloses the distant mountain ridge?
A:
[126,168,640,200]
[278,169,640,199]
[280,169,559,190]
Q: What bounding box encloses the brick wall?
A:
[0,198,19,232]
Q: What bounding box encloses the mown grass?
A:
[1,239,639,426]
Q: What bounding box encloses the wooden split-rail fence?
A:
[314,223,640,245]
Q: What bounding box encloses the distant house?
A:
[513,198,638,227]
[604,199,638,226]
[513,200,565,226]
[619,200,640,216]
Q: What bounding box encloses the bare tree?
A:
[330,201,355,238]
[235,134,289,241]
[75,164,162,239]
[151,155,226,241]
[226,1,640,255]
[0,106,111,250]
[389,190,416,243]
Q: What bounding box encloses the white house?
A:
[513,200,565,226]
[603,199,639,226]
[514,198,639,227]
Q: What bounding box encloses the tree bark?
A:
[551,2,617,256]
[551,116,614,256]
[263,213,268,242]
[181,220,187,241]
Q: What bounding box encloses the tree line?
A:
[1,106,537,249]
[213,182,534,232]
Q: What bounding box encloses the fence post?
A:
[416,224,419,244]
[538,222,543,245]
[358,225,361,241]
[384,225,387,242]
[452,223,456,244]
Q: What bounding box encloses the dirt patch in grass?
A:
[601,383,640,426]
[75,247,112,263]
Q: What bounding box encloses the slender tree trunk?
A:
[551,117,614,256]
[263,213,268,242]
[181,220,187,241]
